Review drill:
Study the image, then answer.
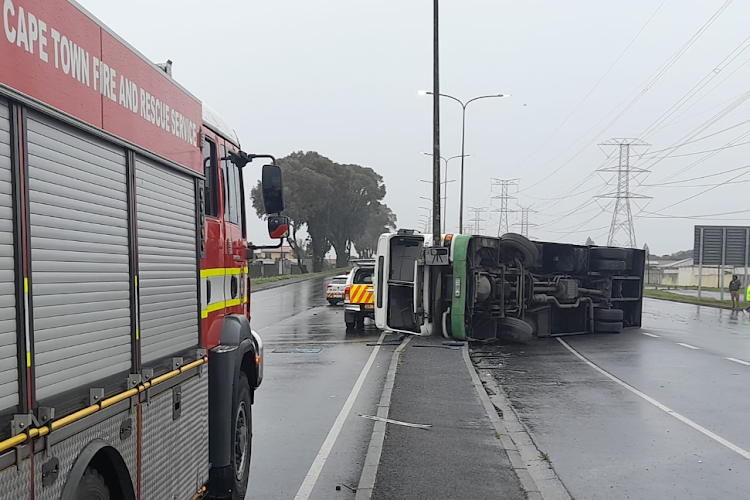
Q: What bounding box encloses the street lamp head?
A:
[498,93,512,98]
[417,90,432,96]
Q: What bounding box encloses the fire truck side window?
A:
[203,139,218,217]
[222,146,240,226]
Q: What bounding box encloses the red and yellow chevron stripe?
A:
[349,284,374,304]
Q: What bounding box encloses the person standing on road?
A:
[729,275,742,309]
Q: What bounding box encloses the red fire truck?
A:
[0,0,290,498]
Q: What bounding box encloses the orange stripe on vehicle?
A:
[351,285,366,303]
[364,289,374,303]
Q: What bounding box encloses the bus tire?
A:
[232,374,252,500]
[594,308,623,322]
[75,467,111,500]
[499,233,539,266]
[497,317,533,343]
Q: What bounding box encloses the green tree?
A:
[250,152,334,271]
[353,203,397,258]
[250,151,393,271]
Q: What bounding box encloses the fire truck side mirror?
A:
[268,215,290,240]
[261,164,284,214]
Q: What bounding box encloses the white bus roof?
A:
[202,103,241,148]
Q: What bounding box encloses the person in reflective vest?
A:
[745,283,750,313]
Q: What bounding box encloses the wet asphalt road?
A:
[247,277,397,500]
[480,298,750,500]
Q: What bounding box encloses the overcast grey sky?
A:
[79,0,750,255]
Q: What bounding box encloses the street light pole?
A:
[419,91,511,233]
[431,0,441,246]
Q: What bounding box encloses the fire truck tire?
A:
[594,321,623,333]
[232,374,252,500]
[497,317,533,343]
[75,467,111,499]
[591,259,626,272]
[499,233,539,266]
[594,308,623,322]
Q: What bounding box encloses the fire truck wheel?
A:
[594,308,623,322]
[594,321,623,334]
[75,467,111,499]
[232,374,252,500]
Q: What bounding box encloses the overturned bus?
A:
[374,230,645,341]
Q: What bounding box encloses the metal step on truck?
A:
[374,230,645,341]
[0,0,291,498]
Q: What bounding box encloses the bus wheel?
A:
[232,374,252,499]
[75,467,111,500]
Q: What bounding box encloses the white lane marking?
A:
[676,342,700,350]
[641,332,660,338]
[294,331,387,500]
[727,357,750,366]
[558,338,750,462]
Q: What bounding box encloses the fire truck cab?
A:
[0,0,289,498]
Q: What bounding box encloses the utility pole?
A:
[431,0,441,246]
[467,207,487,235]
[596,139,650,248]
[491,178,519,236]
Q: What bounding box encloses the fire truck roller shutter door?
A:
[135,156,199,364]
[0,99,18,413]
[26,111,132,401]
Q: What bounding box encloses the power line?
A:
[512,0,668,171]
[642,162,750,186]
[640,33,750,140]
[519,0,734,190]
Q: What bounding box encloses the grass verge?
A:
[251,268,345,286]
[644,288,747,309]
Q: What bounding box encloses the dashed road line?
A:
[676,342,700,350]
[726,357,750,366]
[641,332,660,338]
[558,338,750,462]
